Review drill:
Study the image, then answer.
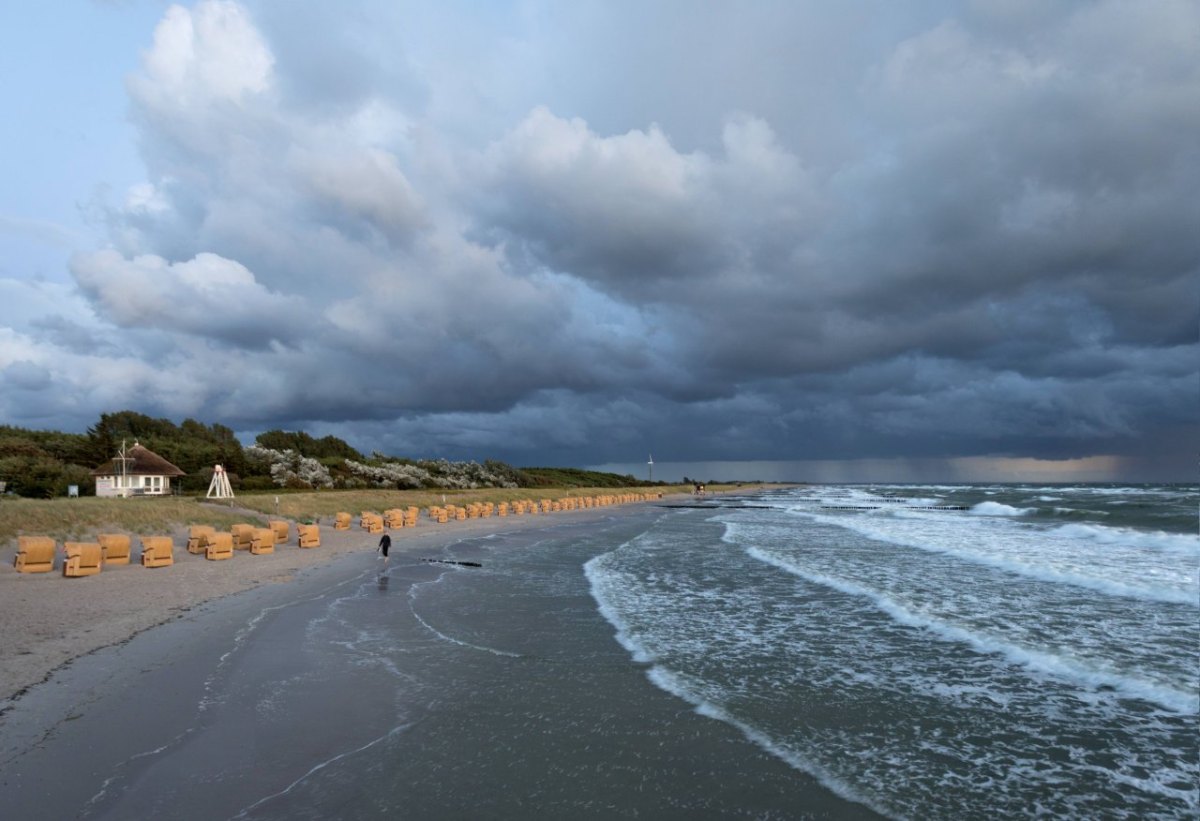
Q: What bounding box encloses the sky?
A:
[1,0,1196,483]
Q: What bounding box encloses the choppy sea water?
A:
[587,484,1199,819]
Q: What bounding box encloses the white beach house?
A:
[91,442,186,497]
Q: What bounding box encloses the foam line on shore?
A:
[406,572,522,658]
[231,722,413,819]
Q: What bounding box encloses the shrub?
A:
[245,445,334,489]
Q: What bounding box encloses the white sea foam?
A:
[969,501,1037,516]
[1048,523,1200,555]
[779,508,1198,606]
[1051,506,1109,516]
[583,551,656,664]
[746,546,1198,715]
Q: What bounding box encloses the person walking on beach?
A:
[378,533,391,564]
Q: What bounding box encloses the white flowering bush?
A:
[343,459,430,489]
[245,445,333,489]
[246,444,522,490]
[342,457,519,490]
[422,458,520,489]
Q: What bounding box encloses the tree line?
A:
[0,410,658,497]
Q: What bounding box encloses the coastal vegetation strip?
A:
[0,410,665,499]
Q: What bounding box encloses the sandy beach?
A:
[0,496,680,709]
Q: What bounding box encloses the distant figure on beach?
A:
[378,533,391,563]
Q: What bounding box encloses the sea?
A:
[585,484,1199,819]
[9,484,1197,820]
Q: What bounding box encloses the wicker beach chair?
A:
[140,536,174,568]
[250,528,275,555]
[334,512,352,530]
[297,524,320,548]
[63,542,102,577]
[231,524,255,550]
[187,525,217,555]
[98,534,132,565]
[63,542,103,577]
[269,520,289,544]
[14,536,57,573]
[384,509,405,529]
[205,532,234,560]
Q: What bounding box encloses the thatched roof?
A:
[91,442,186,477]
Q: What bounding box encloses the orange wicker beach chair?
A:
[205,532,234,560]
[230,524,255,550]
[269,520,289,544]
[250,528,275,555]
[297,524,320,548]
[187,525,216,555]
[14,536,57,573]
[140,536,174,568]
[63,542,103,577]
[98,534,132,565]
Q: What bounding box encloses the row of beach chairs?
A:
[12,521,323,578]
[13,494,664,577]
[345,492,663,529]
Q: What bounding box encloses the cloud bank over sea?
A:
[1,0,1196,479]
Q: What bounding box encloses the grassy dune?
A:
[0,497,257,544]
[0,484,744,545]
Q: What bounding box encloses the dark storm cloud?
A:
[5,0,1195,477]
